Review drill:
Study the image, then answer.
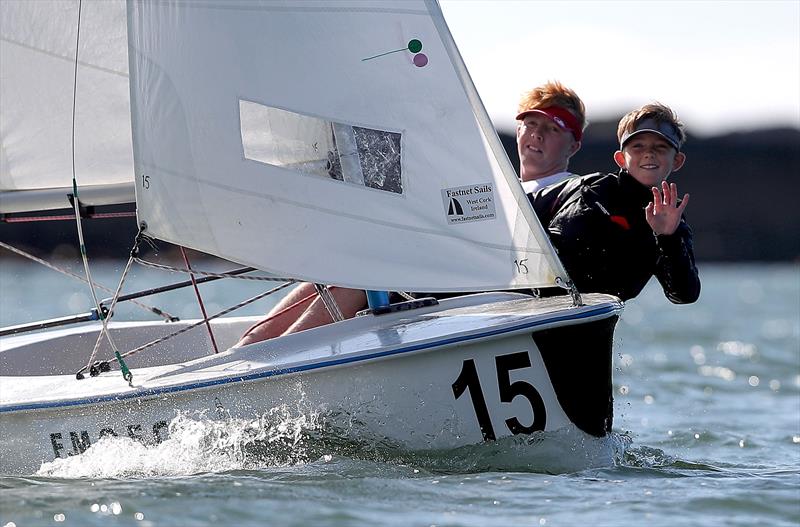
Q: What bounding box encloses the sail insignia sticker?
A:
[442,184,496,224]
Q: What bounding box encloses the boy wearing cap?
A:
[516,81,586,194]
[532,103,700,303]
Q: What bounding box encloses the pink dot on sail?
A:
[413,53,428,67]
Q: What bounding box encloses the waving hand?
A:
[646,181,690,235]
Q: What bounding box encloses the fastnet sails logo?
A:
[441,183,497,224]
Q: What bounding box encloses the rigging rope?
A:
[314,283,345,322]
[73,233,299,377]
[0,241,177,321]
[238,289,319,341]
[82,253,137,377]
[68,0,131,385]
[133,256,294,281]
[76,281,295,377]
[180,247,220,354]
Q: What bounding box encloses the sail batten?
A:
[0,183,135,214]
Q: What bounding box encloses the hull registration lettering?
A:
[49,420,169,458]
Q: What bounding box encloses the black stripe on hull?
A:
[533,315,618,437]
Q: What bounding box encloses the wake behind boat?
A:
[0,0,623,475]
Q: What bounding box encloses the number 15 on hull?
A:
[451,348,564,442]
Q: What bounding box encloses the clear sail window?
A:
[240,100,402,194]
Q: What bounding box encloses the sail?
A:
[0,0,134,213]
[128,0,568,292]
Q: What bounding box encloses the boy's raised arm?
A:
[654,221,701,304]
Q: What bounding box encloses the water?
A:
[1,260,798,526]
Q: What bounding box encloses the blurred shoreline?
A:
[2,124,799,263]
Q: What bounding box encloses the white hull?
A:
[0,293,622,475]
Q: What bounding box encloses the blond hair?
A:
[617,103,686,148]
[517,81,587,131]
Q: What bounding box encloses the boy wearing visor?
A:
[532,103,700,303]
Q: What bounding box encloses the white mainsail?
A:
[127,0,568,292]
[0,0,134,213]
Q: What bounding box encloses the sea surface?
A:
[0,260,798,527]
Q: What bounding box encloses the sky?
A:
[438,0,800,136]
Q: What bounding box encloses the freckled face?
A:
[614,133,686,187]
[516,113,580,182]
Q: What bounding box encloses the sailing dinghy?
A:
[0,0,622,475]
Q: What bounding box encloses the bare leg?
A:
[235,282,318,347]
[283,287,367,335]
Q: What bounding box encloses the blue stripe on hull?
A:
[1,304,618,413]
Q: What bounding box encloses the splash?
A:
[622,445,677,468]
[36,406,321,478]
[35,409,631,479]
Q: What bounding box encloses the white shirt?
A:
[520,171,575,195]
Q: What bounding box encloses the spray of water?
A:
[35,408,632,478]
[36,405,319,478]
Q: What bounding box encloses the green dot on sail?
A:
[408,39,422,53]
